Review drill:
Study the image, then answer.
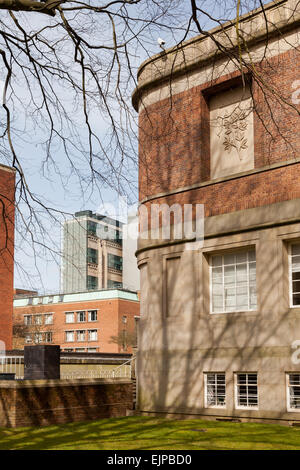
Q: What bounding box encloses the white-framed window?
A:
[289,243,300,307]
[204,373,226,408]
[88,329,98,341]
[287,373,300,411]
[44,332,53,343]
[25,334,32,343]
[65,312,74,323]
[76,330,86,341]
[235,373,258,409]
[44,314,53,325]
[34,315,42,325]
[210,248,257,313]
[34,333,43,344]
[88,310,97,322]
[65,331,75,342]
[24,315,32,326]
[122,315,127,324]
[77,311,86,322]
[87,348,97,353]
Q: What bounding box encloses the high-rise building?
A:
[62,210,123,293]
[122,212,140,292]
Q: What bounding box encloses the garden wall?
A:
[0,378,132,428]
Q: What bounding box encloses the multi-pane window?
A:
[87,275,98,290]
[35,315,42,325]
[205,373,226,407]
[211,249,257,313]
[87,247,98,264]
[236,373,258,408]
[24,315,32,326]
[107,280,122,288]
[45,314,53,325]
[77,311,86,322]
[88,310,97,322]
[88,329,98,341]
[77,330,86,341]
[44,332,53,343]
[87,220,97,236]
[287,374,300,410]
[65,331,75,342]
[34,333,43,344]
[107,253,123,271]
[290,244,300,306]
[65,312,74,323]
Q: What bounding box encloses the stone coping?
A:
[132,0,299,110]
[0,378,132,389]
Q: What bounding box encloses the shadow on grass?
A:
[1,417,300,450]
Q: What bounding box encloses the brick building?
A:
[0,164,15,351]
[13,289,139,353]
[133,1,300,422]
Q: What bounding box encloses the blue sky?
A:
[0,0,263,293]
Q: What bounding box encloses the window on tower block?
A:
[107,253,123,271]
[87,275,98,290]
[87,247,98,264]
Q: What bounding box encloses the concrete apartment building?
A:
[13,289,140,353]
[133,0,300,422]
[62,210,123,293]
[0,164,15,351]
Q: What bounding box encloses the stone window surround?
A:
[157,230,300,320]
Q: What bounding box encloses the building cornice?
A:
[132,0,298,111]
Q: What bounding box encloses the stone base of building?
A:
[0,378,133,428]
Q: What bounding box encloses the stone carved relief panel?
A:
[209,85,254,179]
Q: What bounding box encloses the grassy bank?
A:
[0,416,299,450]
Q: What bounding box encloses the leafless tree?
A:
[0,0,298,289]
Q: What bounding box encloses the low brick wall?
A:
[0,378,132,428]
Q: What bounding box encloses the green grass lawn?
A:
[0,416,300,450]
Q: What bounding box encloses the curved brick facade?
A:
[134,1,300,423]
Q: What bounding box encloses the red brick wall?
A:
[0,379,132,427]
[0,165,15,351]
[13,298,140,353]
[139,48,300,214]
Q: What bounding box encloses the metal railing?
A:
[0,356,23,379]
[0,355,135,381]
[61,358,133,380]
